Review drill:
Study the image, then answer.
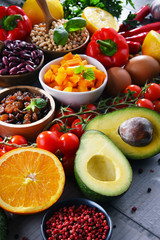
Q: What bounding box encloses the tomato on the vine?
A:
[36,131,59,153]
[136,98,154,110]
[0,149,7,157]
[154,100,160,113]
[0,137,4,149]
[71,118,88,138]
[55,107,76,126]
[49,122,70,139]
[81,104,98,119]
[144,83,160,101]
[62,154,75,176]
[59,133,79,155]
[5,135,28,152]
[124,84,142,98]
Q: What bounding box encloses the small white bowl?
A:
[39,55,108,108]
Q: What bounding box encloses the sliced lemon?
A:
[142,30,160,62]
[82,7,119,35]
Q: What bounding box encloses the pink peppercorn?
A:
[45,204,109,240]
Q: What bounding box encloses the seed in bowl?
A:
[44,52,106,92]
[0,89,50,124]
[0,40,43,75]
[30,18,89,51]
[45,204,109,239]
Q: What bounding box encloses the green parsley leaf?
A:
[83,68,95,81]
[73,65,85,74]
[24,98,47,112]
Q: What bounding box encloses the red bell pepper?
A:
[0,5,32,41]
[86,28,129,69]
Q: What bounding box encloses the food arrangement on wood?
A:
[0,0,160,239]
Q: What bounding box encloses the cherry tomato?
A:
[0,137,4,149]
[49,123,70,139]
[124,84,142,98]
[5,135,28,152]
[55,107,76,126]
[62,154,75,176]
[59,133,79,155]
[0,149,7,157]
[36,131,59,153]
[71,118,88,138]
[154,100,160,113]
[144,83,160,101]
[136,98,154,110]
[81,104,98,119]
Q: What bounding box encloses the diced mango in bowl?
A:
[44,52,106,92]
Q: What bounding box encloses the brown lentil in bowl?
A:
[30,19,89,52]
[0,89,50,124]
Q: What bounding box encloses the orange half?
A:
[0,147,65,214]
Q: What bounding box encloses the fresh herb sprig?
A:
[121,12,141,30]
[54,17,87,46]
[24,98,47,112]
[74,65,95,81]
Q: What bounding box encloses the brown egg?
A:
[103,67,132,97]
[125,55,160,86]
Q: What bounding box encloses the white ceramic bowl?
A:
[39,55,108,108]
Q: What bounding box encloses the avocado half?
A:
[74,130,132,201]
[86,107,160,160]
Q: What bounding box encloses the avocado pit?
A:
[118,117,153,147]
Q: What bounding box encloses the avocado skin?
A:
[74,169,108,202]
[86,107,160,160]
[74,169,132,202]
[0,208,7,240]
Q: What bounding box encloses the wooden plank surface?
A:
[1,0,160,239]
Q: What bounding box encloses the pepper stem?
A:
[1,14,23,31]
[97,39,112,49]
[96,39,117,56]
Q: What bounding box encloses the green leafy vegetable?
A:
[25,98,47,112]
[74,65,85,74]
[64,17,87,32]
[53,25,69,46]
[83,68,95,81]
[62,0,135,19]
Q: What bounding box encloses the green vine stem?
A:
[43,83,150,131]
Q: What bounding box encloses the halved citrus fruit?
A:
[142,30,160,62]
[0,147,65,214]
[82,7,119,35]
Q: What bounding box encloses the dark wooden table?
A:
[1,0,160,239]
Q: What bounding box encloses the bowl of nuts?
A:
[0,40,44,87]
[0,85,55,141]
[30,18,90,60]
[41,198,113,240]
